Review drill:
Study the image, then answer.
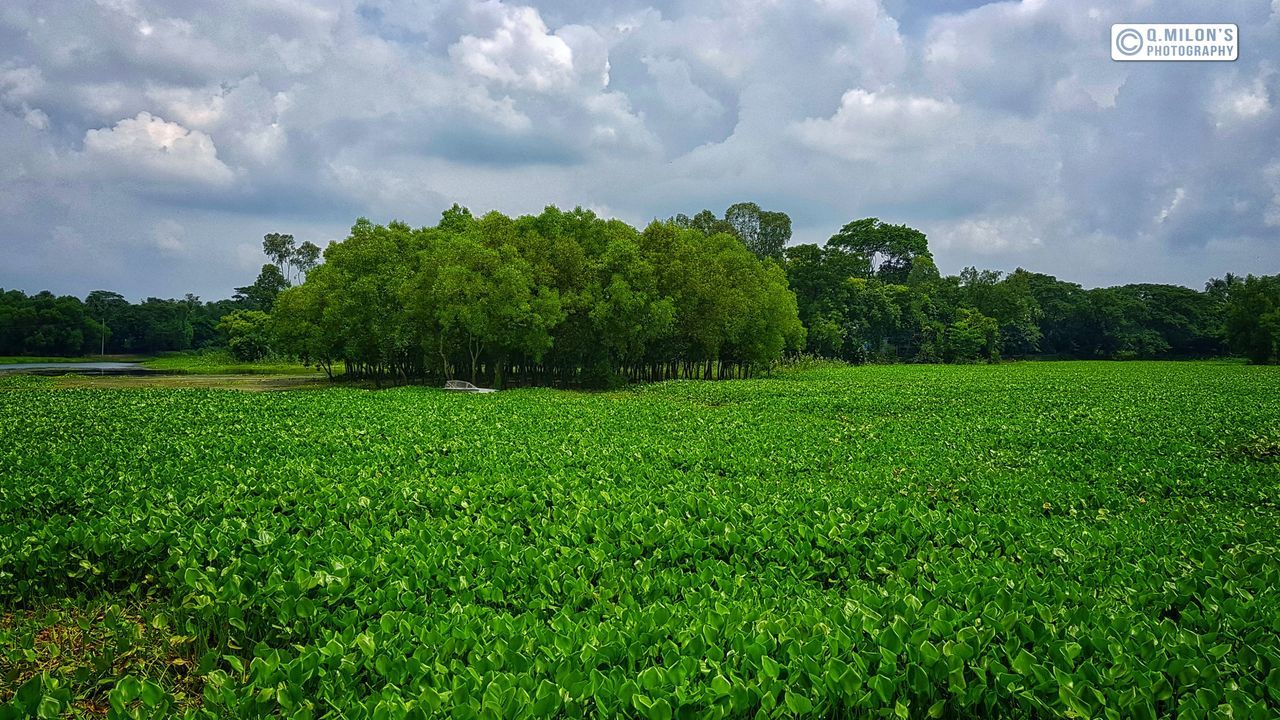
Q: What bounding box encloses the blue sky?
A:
[2,0,1277,299]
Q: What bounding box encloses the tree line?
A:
[4,203,1278,376]
[0,234,319,358]
[782,217,1262,364]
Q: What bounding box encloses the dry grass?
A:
[0,602,202,716]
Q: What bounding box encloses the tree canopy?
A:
[271,207,804,387]
[4,206,1276,374]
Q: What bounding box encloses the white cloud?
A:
[642,56,724,123]
[145,84,227,128]
[1156,187,1187,224]
[0,64,43,100]
[83,111,235,186]
[927,214,1045,256]
[792,88,959,161]
[450,6,578,92]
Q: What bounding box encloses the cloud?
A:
[793,89,960,162]
[1,0,1279,299]
[151,218,185,254]
[82,111,235,186]
[450,6,598,93]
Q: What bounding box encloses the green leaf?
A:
[784,690,813,714]
[532,680,560,716]
[140,680,166,707]
[1012,649,1035,675]
[646,697,672,720]
[761,655,782,680]
[869,674,896,704]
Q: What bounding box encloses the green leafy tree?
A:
[262,233,297,275]
[234,264,290,312]
[217,309,274,361]
[828,218,931,284]
[1224,274,1280,364]
[942,308,1000,363]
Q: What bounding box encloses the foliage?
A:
[1224,274,1280,364]
[1,362,1277,718]
[785,225,1232,364]
[673,202,792,261]
[217,310,274,362]
[233,265,290,313]
[940,307,1000,363]
[139,350,319,376]
[826,218,931,284]
[273,207,803,387]
[1,601,202,717]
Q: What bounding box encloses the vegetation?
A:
[0,290,239,358]
[4,205,1280,380]
[783,227,1233,364]
[139,350,320,376]
[2,362,1277,718]
[270,206,803,386]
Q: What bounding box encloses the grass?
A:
[139,350,322,375]
[2,361,1278,717]
[0,356,145,364]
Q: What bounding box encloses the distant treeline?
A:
[4,203,1279,379]
[0,290,241,357]
[785,218,1256,364]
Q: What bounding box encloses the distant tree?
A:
[1224,274,1280,364]
[828,218,931,284]
[234,264,290,312]
[960,267,1042,357]
[218,309,273,361]
[85,290,129,353]
[689,209,730,237]
[723,202,790,260]
[292,241,322,282]
[942,308,1000,363]
[262,233,297,276]
[438,204,475,233]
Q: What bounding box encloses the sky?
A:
[1,0,1278,300]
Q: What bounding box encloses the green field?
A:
[2,362,1278,718]
[139,350,322,376]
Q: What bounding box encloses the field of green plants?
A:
[2,362,1279,718]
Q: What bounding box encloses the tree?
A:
[942,308,1000,363]
[292,241,322,282]
[234,264,290,312]
[1224,274,1280,364]
[85,290,129,353]
[723,202,790,260]
[827,218,931,284]
[262,233,297,276]
[218,309,274,361]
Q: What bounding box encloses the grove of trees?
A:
[270,206,804,386]
[5,203,1280,377]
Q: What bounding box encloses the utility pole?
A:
[101,316,106,356]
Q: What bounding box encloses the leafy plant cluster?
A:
[2,362,1278,718]
[269,206,804,386]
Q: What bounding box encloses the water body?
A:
[0,362,149,375]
